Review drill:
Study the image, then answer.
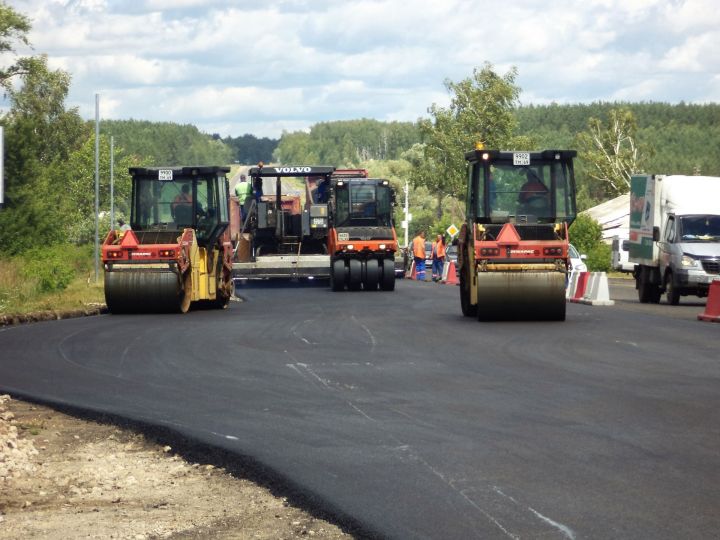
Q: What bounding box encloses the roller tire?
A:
[379,258,395,291]
[364,259,380,291]
[476,272,566,321]
[638,266,662,304]
[331,259,346,291]
[105,270,184,314]
[348,259,362,291]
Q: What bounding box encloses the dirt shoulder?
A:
[0,394,356,539]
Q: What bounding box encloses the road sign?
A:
[446,224,459,237]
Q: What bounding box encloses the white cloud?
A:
[7,0,720,137]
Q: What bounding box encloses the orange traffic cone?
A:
[444,261,459,285]
[698,280,720,322]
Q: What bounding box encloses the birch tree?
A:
[576,108,643,198]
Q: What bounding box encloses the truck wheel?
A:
[364,259,380,291]
[348,259,362,291]
[637,266,661,304]
[379,259,395,291]
[331,259,346,291]
[665,272,680,305]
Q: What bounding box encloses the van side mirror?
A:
[621,240,630,251]
[652,226,660,241]
[580,254,588,261]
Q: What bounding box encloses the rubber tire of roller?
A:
[348,258,362,291]
[364,259,380,291]
[331,259,346,291]
[379,258,395,291]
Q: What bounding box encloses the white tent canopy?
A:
[583,193,630,242]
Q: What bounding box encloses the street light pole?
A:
[403,181,410,248]
[109,136,114,230]
[94,94,100,282]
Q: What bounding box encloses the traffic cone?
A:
[444,261,459,285]
[698,280,720,322]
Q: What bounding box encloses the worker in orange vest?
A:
[412,231,427,281]
[431,234,446,282]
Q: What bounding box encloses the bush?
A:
[587,242,612,272]
[20,245,79,293]
[569,213,603,254]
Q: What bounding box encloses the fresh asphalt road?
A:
[1,278,719,539]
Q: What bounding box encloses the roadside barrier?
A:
[568,271,589,302]
[566,271,580,299]
[576,272,615,306]
[698,280,720,322]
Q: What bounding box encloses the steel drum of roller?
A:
[104,268,185,314]
[475,271,566,321]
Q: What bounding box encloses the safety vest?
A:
[412,236,425,259]
[235,181,252,198]
[433,241,446,259]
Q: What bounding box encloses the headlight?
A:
[681,255,700,267]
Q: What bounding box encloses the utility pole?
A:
[403,180,410,248]
[94,94,100,282]
[109,136,114,230]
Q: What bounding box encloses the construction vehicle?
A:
[457,149,578,321]
[102,166,234,313]
[628,174,720,304]
[327,171,398,291]
[232,165,336,279]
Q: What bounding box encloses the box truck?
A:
[629,174,720,304]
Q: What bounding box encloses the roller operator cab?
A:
[458,149,578,321]
[102,166,234,313]
[328,176,398,291]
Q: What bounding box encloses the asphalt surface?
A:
[1,277,719,539]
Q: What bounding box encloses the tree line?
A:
[2,1,717,262]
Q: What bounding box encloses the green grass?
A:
[0,245,105,316]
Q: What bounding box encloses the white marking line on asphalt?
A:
[351,315,376,352]
[296,362,331,389]
[493,486,575,539]
[347,401,374,420]
[290,319,318,346]
[528,508,576,540]
[615,340,638,347]
[395,449,518,539]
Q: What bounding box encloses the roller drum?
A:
[105,269,184,313]
[476,271,566,321]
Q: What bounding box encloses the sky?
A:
[6,0,720,139]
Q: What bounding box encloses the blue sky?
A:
[7,0,719,138]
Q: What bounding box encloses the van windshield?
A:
[679,215,720,242]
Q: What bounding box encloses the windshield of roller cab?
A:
[334,182,392,228]
[473,159,576,225]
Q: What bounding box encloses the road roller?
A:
[457,148,578,321]
[102,166,234,313]
[327,172,399,291]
